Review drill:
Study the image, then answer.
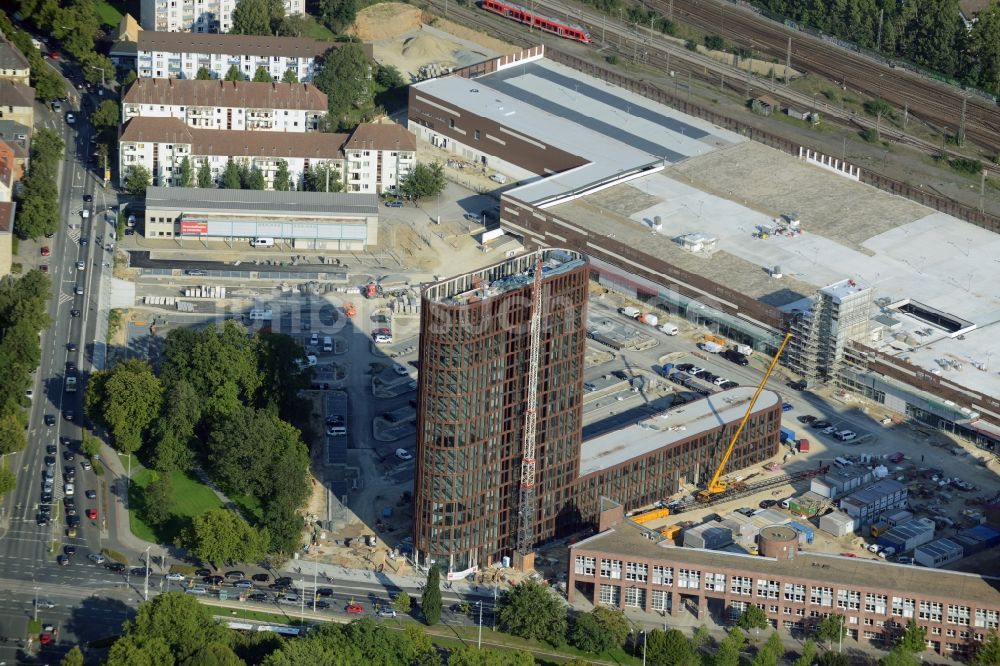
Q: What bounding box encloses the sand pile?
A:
[350,2,426,41]
[401,33,460,67]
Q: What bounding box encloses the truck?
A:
[618,307,641,319]
[639,313,658,326]
[779,426,797,443]
[734,344,753,356]
[797,438,810,453]
[65,376,77,393]
[697,341,723,353]
[658,323,679,335]
[658,363,674,377]
[363,282,382,299]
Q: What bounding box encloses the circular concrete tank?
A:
[758,525,799,560]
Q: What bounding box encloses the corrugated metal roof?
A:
[144,186,379,216]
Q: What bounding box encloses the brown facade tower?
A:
[413,249,589,571]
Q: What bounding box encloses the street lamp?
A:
[477,601,483,650]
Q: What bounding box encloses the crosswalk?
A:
[57,292,74,305]
[66,228,81,243]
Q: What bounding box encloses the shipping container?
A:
[876,518,934,552]
[788,521,815,544]
[819,510,856,537]
[780,427,797,443]
[914,538,964,568]
[682,522,733,550]
[797,438,810,452]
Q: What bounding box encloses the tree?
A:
[222,160,242,189]
[185,642,245,666]
[400,162,446,201]
[496,579,567,646]
[972,629,1000,666]
[646,629,699,666]
[81,52,115,87]
[0,466,15,495]
[691,624,711,651]
[150,379,201,472]
[197,160,213,188]
[179,156,193,188]
[0,413,26,455]
[313,43,374,130]
[897,618,926,654]
[120,592,230,663]
[281,69,298,84]
[125,164,152,196]
[60,646,85,666]
[569,611,614,654]
[246,167,266,190]
[302,162,342,192]
[252,66,273,83]
[880,648,919,666]
[82,435,102,459]
[737,604,769,632]
[969,2,1000,96]
[183,508,270,565]
[273,160,291,191]
[422,566,442,625]
[106,634,175,666]
[815,652,850,666]
[591,607,630,649]
[33,64,66,102]
[792,638,818,666]
[752,632,784,666]
[393,591,412,614]
[231,0,286,34]
[86,360,163,455]
[817,613,846,648]
[318,0,358,33]
[224,64,244,82]
[196,66,213,80]
[865,98,894,141]
[142,472,174,527]
[121,69,138,87]
[712,628,745,666]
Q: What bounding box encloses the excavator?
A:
[697,332,793,503]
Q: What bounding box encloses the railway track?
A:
[641,0,1000,155]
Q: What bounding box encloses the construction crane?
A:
[515,259,544,567]
[697,332,793,502]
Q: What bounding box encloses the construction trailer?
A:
[876,518,935,552]
[819,510,856,537]
[914,538,965,568]
[839,479,908,525]
[810,467,874,498]
[682,522,734,550]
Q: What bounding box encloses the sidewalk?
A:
[97,444,162,559]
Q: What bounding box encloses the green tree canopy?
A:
[422,566,442,625]
[816,613,846,648]
[197,160,214,188]
[252,66,273,83]
[280,69,298,84]
[91,99,120,135]
[737,604,769,632]
[0,466,16,495]
[318,0,358,33]
[85,359,163,454]
[125,164,152,196]
[569,610,614,654]
[179,156,193,188]
[142,471,175,527]
[752,632,784,666]
[393,591,412,614]
[815,652,849,666]
[792,638,817,666]
[121,592,230,662]
[313,43,374,130]
[105,634,175,666]
[273,160,291,191]
[183,508,270,565]
[897,618,927,654]
[231,0,286,35]
[972,629,1000,666]
[712,628,745,666]
[196,66,213,80]
[447,647,534,666]
[302,162,342,192]
[646,628,699,666]
[880,648,920,666]
[224,65,243,82]
[246,167,266,190]
[149,379,201,472]
[400,162,446,201]
[222,160,242,189]
[496,579,567,646]
[59,646,85,666]
[0,413,27,455]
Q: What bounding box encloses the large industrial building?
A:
[413,250,783,570]
[408,46,1000,449]
[142,187,378,249]
[569,511,1000,658]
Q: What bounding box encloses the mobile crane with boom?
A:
[697,332,793,502]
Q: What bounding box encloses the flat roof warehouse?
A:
[411,48,1000,407]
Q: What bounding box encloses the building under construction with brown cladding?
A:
[412,250,784,571]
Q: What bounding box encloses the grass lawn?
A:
[94,0,124,27]
[230,493,264,522]
[128,467,223,544]
[302,15,336,40]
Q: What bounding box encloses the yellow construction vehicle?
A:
[697,332,793,503]
[631,507,671,524]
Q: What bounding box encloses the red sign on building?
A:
[180,219,208,235]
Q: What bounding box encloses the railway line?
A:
[638,0,1000,155]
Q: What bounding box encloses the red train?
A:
[480,0,592,43]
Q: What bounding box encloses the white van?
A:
[779,498,792,509]
[374,334,392,344]
[322,336,333,352]
[658,323,679,336]
[250,237,274,248]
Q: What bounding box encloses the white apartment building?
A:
[119,117,347,191]
[122,78,327,132]
[140,0,303,33]
[343,122,417,195]
[130,32,353,83]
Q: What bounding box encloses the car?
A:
[394,365,409,376]
[82,461,92,472]
[127,214,136,227]
[684,366,704,377]
[821,426,838,435]
[713,376,728,386]
[811,420,832,430]
[63,450,75,461]
[44,414,55,426]
[278,594,301,606]
[315,600,331,609]
[52,100,62,112]
[225,570,245,580]
[185,269,207,276]
[248,592,270,602]
[64,465,76,478]
[64,497,75,508]
[44,455,56,467]
[106,562,127,573]
[835,430,857,442]
[40,246,51,256]
[758,499,777,509]
[868,543,882,554]
[88,553,106,564]
[76,261,85,271]
[66,113,75,124]
[165,572,186,581]
[326,415,345,426]
[195,568,212,577]
[326,426,347,437]
[67,342,77,352]
[384,200,403,208]
[346,603,364,614]
[40,492,52,503]
[80,237,88,246]
[74,285,84,295]
[720,381,739,390]
[720,349,749,366]
[395,448,413,461]
[185,587,208,595]
[85,509,98,519]
[735,507,756,517]
[797,415,817,424]
[316,587,334,597]
[251,573,270,582]
[46,444,57,454]
[124,228,135,236]
[64,545,77,556]
[64,410,74,422]
[701,373,718,383]
[36,515,49,526]
[83,492,97,503]
[274,576,293,586]
[782,402,794,412]
[896,556,914,565]
[36,599,56,609]
[70,309,80,317]
[131,567,150,576]
[40,264,49,273]
[83,194,92,202]
[378,608,397,618]
[57,554,70,566]
[64,483,74,495]
[203,575,223,585]
[49,51,59,59]
[233,580,254,589]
